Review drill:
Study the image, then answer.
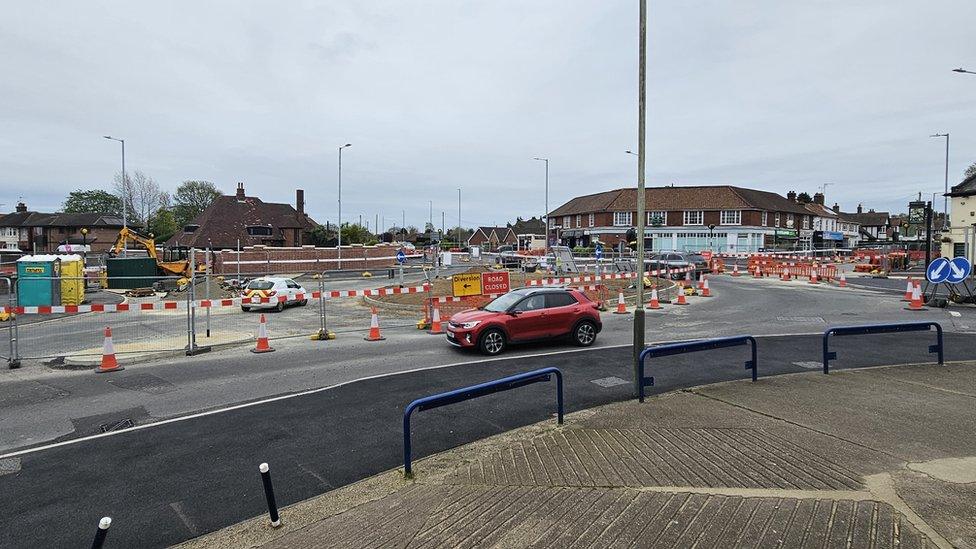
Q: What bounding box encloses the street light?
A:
[633,0,648,399]
[930,133,949,230]
[103,135,127,255]
[337,143,351,269]
[533,157,549,254]
[952,68,976,75]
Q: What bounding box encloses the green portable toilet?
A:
[17,255,62,307]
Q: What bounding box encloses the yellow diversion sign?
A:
[451,273,482,297]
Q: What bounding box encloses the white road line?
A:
[0,331,856,460]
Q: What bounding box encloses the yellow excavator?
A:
[110,227,193,279]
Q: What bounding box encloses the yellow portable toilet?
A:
[59,254,86,306]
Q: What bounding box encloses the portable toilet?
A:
[16,255,62,307]
[59,254,85,305]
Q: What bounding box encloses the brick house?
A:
[547,185,815,253]
[467,226,517,250]
[166,183,317,250]
[0,201,131,253]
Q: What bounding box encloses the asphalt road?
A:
[0,329,971,548]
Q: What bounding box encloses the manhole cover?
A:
[591,376,629,388]
[0,458,21,476]
[793,361,823,369]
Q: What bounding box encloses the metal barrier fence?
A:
[402,367,563,476]
[637,336,758,402]
[822,322,944,374]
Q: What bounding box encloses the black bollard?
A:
[259,463,281,527]
[91,517,111,549]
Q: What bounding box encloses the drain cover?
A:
[591,376,629,388]
[99,418,134,433]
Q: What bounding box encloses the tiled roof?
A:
[164,194,316,248]
[510,217,546,234]
[947,173,976,197]
[0,211,131,228]
[803,202,839,218]
[841,211,889,227]
[549,186,810,216]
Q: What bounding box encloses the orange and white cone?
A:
[674,290,688,305]
[428,303,444,335]
[905,284,925,311]
[697,274,705,290]
[903,278,913,301]
[838,271,847,288]
[613,291,628,314]
[364,307,386,341]
[701,277,712,297]
[782,267,791,281]
[732,264,740,277]
[809,269,819,284]
[647,287,662,309]
[251,314,275,353]
[96,326,123,373]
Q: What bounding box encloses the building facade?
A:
[548,186,815,253]
[944,173,976,260]
[0,202,130,253]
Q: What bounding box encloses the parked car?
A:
[241,277,309,312]
[645,252,710,277]
[446,287,602,355]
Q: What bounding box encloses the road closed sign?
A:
[481,271,511,295]
[452,273,482,297]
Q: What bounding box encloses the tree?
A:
[341,223,372,245]
[308,224,337,247]
[62,189,123,216]
[114,170,168,226]
[965,162,976,179]
[173,180,222,228]
[796,192,812,203]
[148,208,177,242]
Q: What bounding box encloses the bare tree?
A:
[114,170,169,227]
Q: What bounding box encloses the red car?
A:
[446,287,602,355]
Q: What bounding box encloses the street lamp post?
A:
[533,157,549,255]
[952,68,976,75]
[931,133,949,230]
[337,143,351,269]
[457,188,461,249]
[633,0,648,399]
[103,135,127,255]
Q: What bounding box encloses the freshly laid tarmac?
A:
[184,362,976,549]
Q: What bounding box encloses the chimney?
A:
[813,192,825,205]
[857,204,863,214]
[15,201,27,213]
[832,203,840,213]
[787,191,797,202]
[296,189,305,215]
[235,182,245,199]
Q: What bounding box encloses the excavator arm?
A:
[111,227,191,278]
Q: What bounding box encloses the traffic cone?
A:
[905,284,924,311]
[697,274,705,290]
[685,270,693,287]
[613,291,629,314]
[647,287,662,309]
[364,307,386,341]
[809,269,819,284]
[782,267,791,281]
[903,278,913,301]
[95,326,123,373]
[428,303,445,335]
[732,264,740,277]
[674,290,688,305]
[251,314,275,353]
[838,271,847,288]
[701,277,712,297]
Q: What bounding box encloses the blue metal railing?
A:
[402,367,563,477]
[638,336,758,402]
[822,322,944,374]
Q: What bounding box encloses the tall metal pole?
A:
[944,134,950,230]
[103,136,127,255]
[457,188,461,248]
[534,158,550,253]
[633,0,647,399]
[337,144,351,269]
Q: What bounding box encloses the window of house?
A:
[647,211,666,226]
[683,211,703,225]
[588,213,595,227]
[246,225,273,236]
[720,210,741,225]
[803,216,810,229]
[563,216,571,228]
[575,215,581,228]
[613,212,632,226]
[774,213,781,227]
[786,214,794,228]
[761,211,768,226]
[183,224,199,233]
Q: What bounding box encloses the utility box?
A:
[16,255,62,307]
[107,257,159,289]
[59,254,85,305]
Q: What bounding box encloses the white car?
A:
[241,277,309,312]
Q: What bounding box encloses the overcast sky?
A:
[2,1,974,230]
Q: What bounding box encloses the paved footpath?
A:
[184,362,976,549]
